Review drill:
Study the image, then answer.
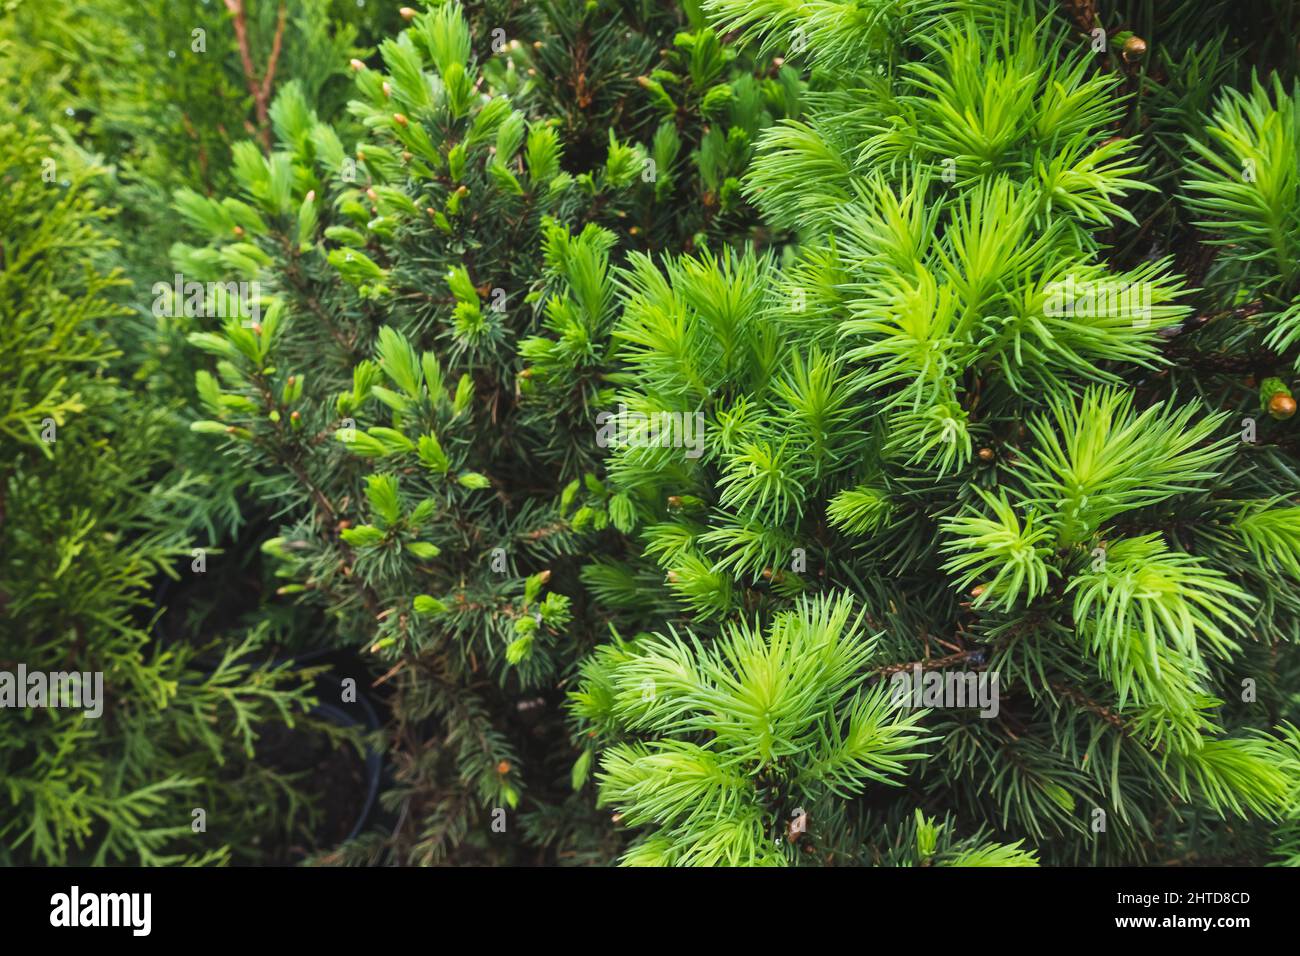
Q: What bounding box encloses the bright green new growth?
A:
[1182,74,1300,359]
[940,489,1054,612]
[575,594,934,865]
[555,0,1300,866]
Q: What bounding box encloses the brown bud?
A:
[393,112,408,126]
[232,225,244,237]
[496,760,511,775]
[399,7,417,21]
[977,447,994,462]
[786,810,808,842]
[402,151,412,162]
[305,190,316,203]
[538,569,551,584]
[349,58,366,72]
[1269,393,1297,420]
[337,519,352,531]
[1122,36,1147,60]
[970,585,985,598]
[667,495,683,508]
[382,81,392,98]
[366,187,378,202]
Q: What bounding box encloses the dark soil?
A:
[254,717,369,865]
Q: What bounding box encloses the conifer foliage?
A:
[0,120,320,866]
[5,0,1300,870]
[563,0,1300,865]
[176,0,795,863]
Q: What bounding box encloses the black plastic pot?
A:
[307,673,383,844]
[151,572,390,848]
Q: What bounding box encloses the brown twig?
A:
[1160,300,1274,373]
[224,0,288,152]
[871,649,986,677]
[1059,0,1099,35]
[260,5,288,110]
[1048,681,1129,735]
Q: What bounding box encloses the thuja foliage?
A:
[178,0,796,864]
[2,0,398,544]
[558,0,1300,865]
[4,0,393,243]
[0,119,327,865]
